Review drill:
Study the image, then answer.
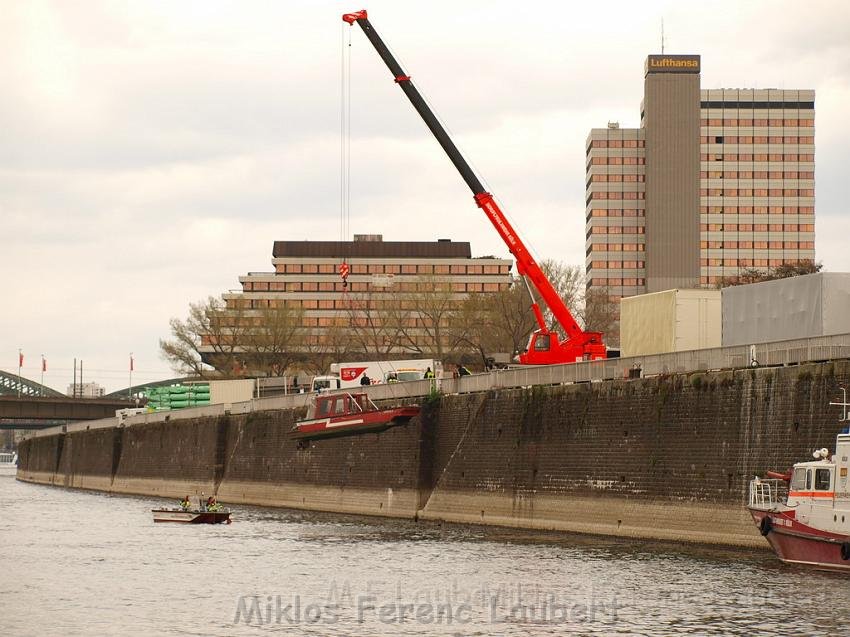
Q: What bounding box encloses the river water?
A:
[3,475,850,636]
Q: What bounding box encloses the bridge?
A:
[0,370,64,398]
[0,372,199,429]
[0,395,140,424]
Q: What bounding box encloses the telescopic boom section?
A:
[342,10,606,364]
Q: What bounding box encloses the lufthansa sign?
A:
[645,54,700,75]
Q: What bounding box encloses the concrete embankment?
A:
[17,361,850,548]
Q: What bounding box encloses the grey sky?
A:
[2,0,848,392]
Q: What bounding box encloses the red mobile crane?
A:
[342,10,606,365]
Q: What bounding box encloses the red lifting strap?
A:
[394,75,411,83]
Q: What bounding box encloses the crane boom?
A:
[342,10,606,364]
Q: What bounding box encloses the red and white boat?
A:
[291,391,419,442]
[748,390,850,572]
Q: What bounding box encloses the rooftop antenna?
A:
[661,18,665,54]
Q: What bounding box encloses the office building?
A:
[586,54,815,301]
[204,235,513,366]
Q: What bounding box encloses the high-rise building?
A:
[586,54,815,304]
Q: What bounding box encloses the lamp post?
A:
[129,353,133,400]
[17,349,22,398]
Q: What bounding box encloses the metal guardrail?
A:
[749,478,788,508]
[24,332,850,439]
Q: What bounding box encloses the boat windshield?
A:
[791,468,807,490]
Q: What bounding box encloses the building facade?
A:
[586,54,815,300]
[208,235,513,365]
[65,382,105,398]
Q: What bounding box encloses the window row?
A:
[241,280,511,296]
[701,170,814,179]
[702,223,814,232]
[589,278,645,287]
[703,257,811,267]
[589,226,646,235]
[701,188,815,197]
[278,263,509,275]
[700,205,814,214]
[587,209,645,218]
[702,153,814,162]
[588,140,645,149]
[700,241,814,250]
[701,118,814,127]
[589,157,645,165]
[588,243,646,252]
[590,192,645,200]
[589,261,646,269]
[701,135,814,144]
[588,174,645,183]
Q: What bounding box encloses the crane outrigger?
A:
[342,10,606,364]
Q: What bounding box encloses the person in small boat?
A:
[424,367,435,379]
[206,495,222,512]
[180,495,191,510]
[387,372,399,383]
[360,373,371,386]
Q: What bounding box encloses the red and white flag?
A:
[42,357,47,372]
[18,352,23,368]
[130,356,134,372]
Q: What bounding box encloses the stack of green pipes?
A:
[144,384,211,411]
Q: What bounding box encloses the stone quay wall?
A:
[17,361,850,548]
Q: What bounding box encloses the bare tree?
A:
[580,287,620,347]
[159,296,249,378]
[242,303,307,377]
[539,259,584,330]
[450,278,537,364]
[394,274,459,359]
[301,321,357,375]
[344,290,409,359]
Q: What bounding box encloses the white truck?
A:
[310,359,442,392]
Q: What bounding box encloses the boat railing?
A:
[748,478,788,509]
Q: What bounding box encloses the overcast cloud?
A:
[2,0,848,392]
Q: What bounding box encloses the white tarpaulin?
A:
[722,273,850,346]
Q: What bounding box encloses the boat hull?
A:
[152,509,231,524]
[749,508,850,572]
[291,406,420,441]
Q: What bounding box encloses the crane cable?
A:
[339,22,352,293]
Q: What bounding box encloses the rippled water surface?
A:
[3,475,850,636]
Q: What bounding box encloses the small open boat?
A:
[151,508,231,524]
[152,497,231,524]
[291,391,419,442]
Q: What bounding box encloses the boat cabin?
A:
[785,431,850,530]
[307,392,377,419]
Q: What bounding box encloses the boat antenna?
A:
[830,386,849,422]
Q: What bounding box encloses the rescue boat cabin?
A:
[308,392,374,419]
[785,429,850,532]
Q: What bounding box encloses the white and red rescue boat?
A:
[748,390,850,572]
